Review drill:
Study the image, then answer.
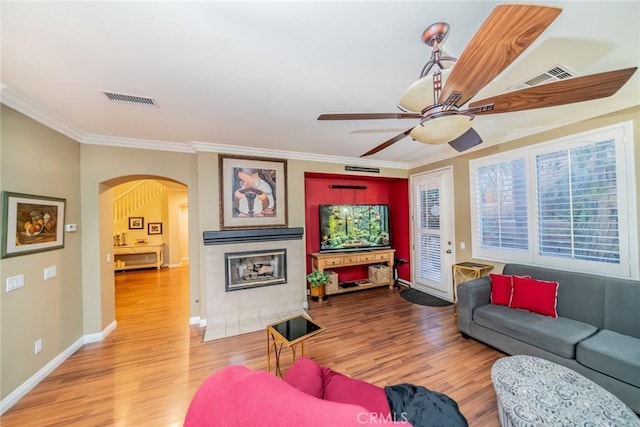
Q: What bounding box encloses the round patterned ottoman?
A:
[491,355,639,426]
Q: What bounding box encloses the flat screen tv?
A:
[319,204,391,253]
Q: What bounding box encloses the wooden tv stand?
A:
[310,249,395,296]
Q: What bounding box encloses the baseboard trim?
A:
[0,321,117,415]
[0,336,83,415]
[189,316,201,325]
[84,320,117,343]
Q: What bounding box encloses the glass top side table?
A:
[266,315,326,376]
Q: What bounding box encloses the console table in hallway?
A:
[114,243,164,271]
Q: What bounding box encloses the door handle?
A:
[446,249,452,254]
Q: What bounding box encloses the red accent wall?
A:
[304,172,410,282]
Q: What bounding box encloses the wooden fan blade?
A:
[439,4,562,107]
[448,128,483,152]
[318,113,421,120]
[468,67,638,114]
[360,128,414,157]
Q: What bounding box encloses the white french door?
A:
[410,167,455,300]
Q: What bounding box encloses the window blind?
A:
[536,140,620,264]
[475,158,528,252]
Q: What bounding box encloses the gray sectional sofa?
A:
[457,263,640,413]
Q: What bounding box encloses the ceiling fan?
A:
[318,4,637,157]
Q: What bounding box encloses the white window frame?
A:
[469,148,533,264]
[469,121,638,279]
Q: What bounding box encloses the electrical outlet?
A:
[35,339,42,354]
[6,274,24,292]
[44,266,57,280]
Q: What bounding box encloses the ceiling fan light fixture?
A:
[410,114,473,145]
[399,68,452,112]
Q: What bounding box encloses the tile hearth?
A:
[203,308,308,341]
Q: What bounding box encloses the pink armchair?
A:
[185,357,468,426]
[184,357,406,426]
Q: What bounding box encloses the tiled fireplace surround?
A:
[202,228,307,341]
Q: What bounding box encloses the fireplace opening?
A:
[225,249,287,291]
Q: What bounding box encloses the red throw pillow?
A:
[282,357,325,399]
[509,276,559,318]
[322,367,391,416]
[489,274,515,306]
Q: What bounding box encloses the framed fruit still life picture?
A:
[1,192,66,258]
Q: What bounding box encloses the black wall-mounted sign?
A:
[345,166,380,173]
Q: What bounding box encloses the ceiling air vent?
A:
[100,90,158,107]
[508,64,577,91]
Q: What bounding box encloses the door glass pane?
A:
[417,184,442,283]
[418,234,442,282]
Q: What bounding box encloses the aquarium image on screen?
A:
[319,204,390,252]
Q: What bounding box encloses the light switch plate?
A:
[44,266,57,280]
[6,274,24,292]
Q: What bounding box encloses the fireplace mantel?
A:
[203,227,304,245]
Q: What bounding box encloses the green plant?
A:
[306,270,330,288]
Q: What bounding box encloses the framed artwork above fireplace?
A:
[219,154,288,229]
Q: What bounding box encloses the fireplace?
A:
[202,227,306,341]
[225,249,287,291]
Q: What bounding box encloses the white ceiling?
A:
[2,1,639,169]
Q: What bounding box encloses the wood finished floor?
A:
[1,266,505,426]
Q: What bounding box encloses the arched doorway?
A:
[102,175,190,326]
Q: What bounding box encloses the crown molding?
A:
[1,85,410,169]
[0,86,85,142]
[82,134,195,153]
[408,151,455,169]
[190,141,410,170]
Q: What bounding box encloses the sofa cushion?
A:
[323,367,391,416]
[509,276,559,318]
[283,357,325,399]
[577,329,640,388]
[604,278,640,339]
[473,304,597,358]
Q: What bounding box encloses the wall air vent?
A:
[100,90,158,107]
[508,64,577,91]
